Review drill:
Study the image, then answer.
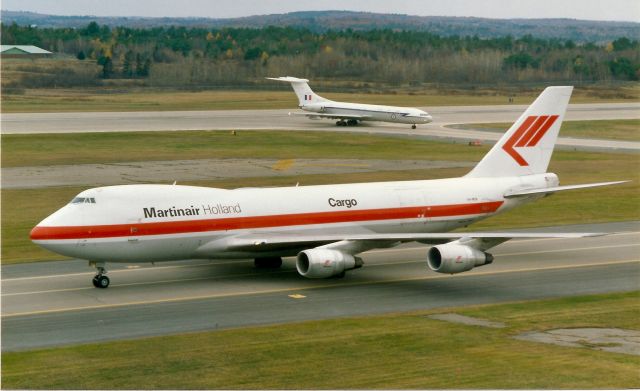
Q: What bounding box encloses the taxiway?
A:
[2,221,638,351]
[3,103,640,151]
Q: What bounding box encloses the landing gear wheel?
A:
[95,275,110,288]
[412,124,417,129]
[347,119,358,126]
[254,257,283,269]
[336,120,347,127]
[90,261,110,288]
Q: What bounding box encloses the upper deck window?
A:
[70,197,96,204]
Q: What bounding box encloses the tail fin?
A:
[267,76,329,107]
[466,86,573,178]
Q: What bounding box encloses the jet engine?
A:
[296,249,363,278]
[427,244,493,274]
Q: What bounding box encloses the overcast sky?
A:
[3,0,640,22]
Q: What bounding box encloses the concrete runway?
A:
[2,221,638,352]
[3,103,640,151]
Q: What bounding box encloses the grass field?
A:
[2,291,638,389]
[1,130,489,167]
[465,119,640,142]
[2,83,639,113]
[2,130,638,264]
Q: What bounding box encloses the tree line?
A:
[2,21,638,88]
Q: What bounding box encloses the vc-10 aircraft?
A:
[31,86,625,288]
[267,76,433,128]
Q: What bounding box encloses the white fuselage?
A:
[31,174,557,263]
[302,101,432,124]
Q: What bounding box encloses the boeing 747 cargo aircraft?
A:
[31,86,624,288]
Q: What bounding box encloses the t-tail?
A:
[466,86,573,178]
[266,76,330,107]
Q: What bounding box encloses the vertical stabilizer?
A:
[466,86,573,178]
[266,76,330,107]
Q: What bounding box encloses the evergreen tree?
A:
[101,56,113,78]
[122,50,135,78]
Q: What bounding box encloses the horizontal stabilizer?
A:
[504,180,629,198]
[266,76,310,83]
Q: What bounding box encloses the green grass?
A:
[0,130,490,167]
[2,84,638,113]
[464,119,640,142]
[2,130,638,264]
[2,291,638,389]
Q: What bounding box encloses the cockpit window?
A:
[70,197,96,204]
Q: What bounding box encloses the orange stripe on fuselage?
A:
[30,201,504,240]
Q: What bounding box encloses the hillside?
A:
[2,10,639,43]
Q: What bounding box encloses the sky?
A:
[3,0,640,22]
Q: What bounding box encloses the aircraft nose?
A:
[424,114,433,123]
[30,224,40,241]
[30,208,70,242]
[30,223,51,241]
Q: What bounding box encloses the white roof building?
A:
[1,45,52,55]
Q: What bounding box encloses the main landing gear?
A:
[336,119,358,127]
[90,261,110,288]
[254,257,283,269]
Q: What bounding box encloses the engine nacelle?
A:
[302,104,324,113]
[296,249,363,279]
[427,244,493,274]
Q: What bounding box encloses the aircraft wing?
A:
[195,231,604,255]
[289,111,371,120]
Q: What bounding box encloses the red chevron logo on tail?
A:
[502,115,559,166]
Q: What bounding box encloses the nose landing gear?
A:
[90,261,110,288]
[411,124,417,129]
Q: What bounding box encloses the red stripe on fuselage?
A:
[30,201,504,241]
